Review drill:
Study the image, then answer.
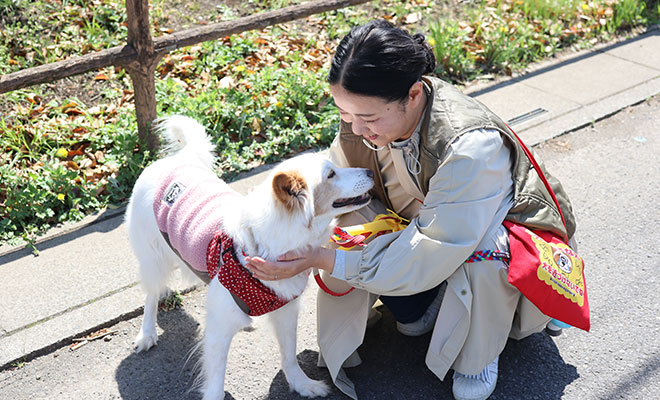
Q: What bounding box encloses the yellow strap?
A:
[343,213,408,236]
[333,211,409,250]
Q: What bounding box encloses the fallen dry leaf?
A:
[64,107,84,116]
[219,75,235,89]
[66,160,80,170]
[405,12,422,24]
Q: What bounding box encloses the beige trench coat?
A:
[317,129,552,399]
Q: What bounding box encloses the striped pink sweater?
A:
[153,165,240,277]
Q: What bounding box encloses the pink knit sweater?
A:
[153,165,240,274]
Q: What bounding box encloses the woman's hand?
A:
[245,247,335,281]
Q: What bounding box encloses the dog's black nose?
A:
[366,169,374,179]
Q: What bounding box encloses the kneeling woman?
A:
[246,19,577,400]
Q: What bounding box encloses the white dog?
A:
[125,115,373,399]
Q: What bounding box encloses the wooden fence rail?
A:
[0,0,370,150]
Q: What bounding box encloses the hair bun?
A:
[412,33,426,45]
[328,20,437,102]
[412,33,436,75]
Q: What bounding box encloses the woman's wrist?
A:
[317,247,336,273]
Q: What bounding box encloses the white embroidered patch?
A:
[163,181,186,206]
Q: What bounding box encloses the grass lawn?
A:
[0,0,658,249]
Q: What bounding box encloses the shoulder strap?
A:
[506,125,568,236]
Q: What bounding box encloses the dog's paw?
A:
[133,329,158,352]
[291,379,330,398]
[201,387,225,400]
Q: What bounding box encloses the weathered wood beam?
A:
[153,0,371,53]
[0,0,370,94]
[0,45,135,94]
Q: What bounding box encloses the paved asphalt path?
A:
[1,96,658,399]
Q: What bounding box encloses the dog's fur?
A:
[125,115,373,399]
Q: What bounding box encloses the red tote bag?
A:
[503,221,589,331]
[505,127,590,332]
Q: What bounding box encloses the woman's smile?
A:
[330,83,427,147]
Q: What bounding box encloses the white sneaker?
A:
[545,320,563,336]
[546,318,572,336]
[452,356,498,400]
[396,283,446,336]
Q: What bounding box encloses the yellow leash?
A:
[315,211,409,296]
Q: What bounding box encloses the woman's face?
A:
[330,82,426,147]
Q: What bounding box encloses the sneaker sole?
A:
[396,323,434,336]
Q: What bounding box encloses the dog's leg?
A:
[269,298,329,398]
[134,291,160,352]
[201,279,251,400]
[133,256,173,352]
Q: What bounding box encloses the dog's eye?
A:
[327,170,336,179]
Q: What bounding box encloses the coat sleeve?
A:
[331,129,514,295]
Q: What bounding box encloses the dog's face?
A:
[270,153,374,220]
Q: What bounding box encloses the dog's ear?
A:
[272,171,308,212]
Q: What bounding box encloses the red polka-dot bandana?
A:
[206,230,293,316]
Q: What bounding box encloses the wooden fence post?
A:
[0,0,372,149]
[124,0,160,151]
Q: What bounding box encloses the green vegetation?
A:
[0,0,657,248]
[159,290,183,311]
[428,0,658,81]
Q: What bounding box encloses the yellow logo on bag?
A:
[531,232,585,307]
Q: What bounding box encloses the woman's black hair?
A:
[328,19,436,103]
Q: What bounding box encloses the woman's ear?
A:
[408,81,425,107]
[272,171,308,212]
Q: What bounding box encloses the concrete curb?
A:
[0,207,126,259]
[467,28,660,145]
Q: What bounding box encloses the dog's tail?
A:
[156,115,215,168]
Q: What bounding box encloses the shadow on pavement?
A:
[599,354,660,400]
[115,307,205,400]
[114,306,327,400]
[328,305,577,400]
[113,304,578,400]
[496,334,579,400]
